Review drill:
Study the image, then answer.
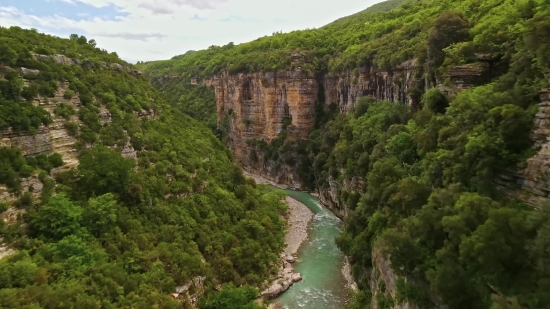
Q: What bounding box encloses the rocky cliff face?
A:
[0,57,144,207]
[369,246,446,309]
[496,70,550,207]
[203,57,497,191]
[205,69,317,188]
[1,81,81,166]
[324,60,423,112]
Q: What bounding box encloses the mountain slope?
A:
[0,26,285,308]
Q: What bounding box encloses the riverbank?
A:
[259,196,314,299]
[244,171,355,307]
[283,196,314,255]
[243,172,314,299]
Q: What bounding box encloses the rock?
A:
[82,60,94,69]
[53,54,73,65]
[285,255,295,263]
[31,54,50,62]
[207,70,316,189]
[0,244,14,260]
[261,280,293,299]
[448,62,489,91]
[20,67,40,77]
[111,63,124,71]
[291,273,302,282]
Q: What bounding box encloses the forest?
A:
[0,26,287,308]
[141,0,550,308]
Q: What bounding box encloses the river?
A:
[272,190,350,309]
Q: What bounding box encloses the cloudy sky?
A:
[0,0,383,63]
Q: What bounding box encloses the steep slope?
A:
[0,26,286,308]
[142,0,550,308]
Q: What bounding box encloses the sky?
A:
[0,0,384,63]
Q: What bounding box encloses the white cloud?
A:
[0,0,385,63]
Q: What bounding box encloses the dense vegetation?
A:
[0,26,287,308]
[141,0,550,308]
[138,0,418,78]
[151,78,217,132]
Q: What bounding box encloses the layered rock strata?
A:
[206,69,317,187]
[1,81,81,167]
[496,70,550,207]
[324,60,422,112]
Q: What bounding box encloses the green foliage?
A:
[427,12,470,69]
[141,0,549,82]
[150,80,217,131]
[0,148,27,191]
[421,88,448,113]
[199,283,263,309]
[0,26,287,309]
[53,103,76,119]
[77,145,135,198]
[353,95,375,118]
[29,194,84,240]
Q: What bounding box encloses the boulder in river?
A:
[261,280,294,298]
[285,255,295,263]
[291,273,302,282]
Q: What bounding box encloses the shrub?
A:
[63,89,75,99]
[64,121,79,137]
[48,153,64,168]
[0,202,8,213]
[19,165,34,178]
[17,191,33,208]
[421,88,448,114]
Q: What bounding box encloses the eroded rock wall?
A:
[496,70,550,207]
[206,70,317,188]
[324,60,423,112]
[0,81,81,169]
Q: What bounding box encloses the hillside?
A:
[0,26,286,308]
[140,0,550,308]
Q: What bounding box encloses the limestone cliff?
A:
[206,69,317,188]
[0,56,144,206]
[496,70,550,207]
[202,56,496,191]
[1,81,81,166]
[324,60,423,112]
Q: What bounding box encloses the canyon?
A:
[180,57,550,309]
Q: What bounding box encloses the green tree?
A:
[200,284,263,309]
[30,193,83,240]
[77,145,135,198]
[83,193,118,237]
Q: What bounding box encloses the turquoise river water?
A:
[272,190,350,309]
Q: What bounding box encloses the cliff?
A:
[496,70,550,207]
[205,67,317,188]
[0,57,142,206]
[205,56,497,191]
[324,60,423,112]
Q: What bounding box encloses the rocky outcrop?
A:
[171,276,206,306]
[261,255,303,299]
[370,248,418,309]
[31,53,140,76]
[324,60,422,112]
[370,246,445,309]
[199,54,499,189]
[318,175,364,219]
[496,70,550,207]
[206,68,317,188]
[1,81,81,168]
[447,62,489,92]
